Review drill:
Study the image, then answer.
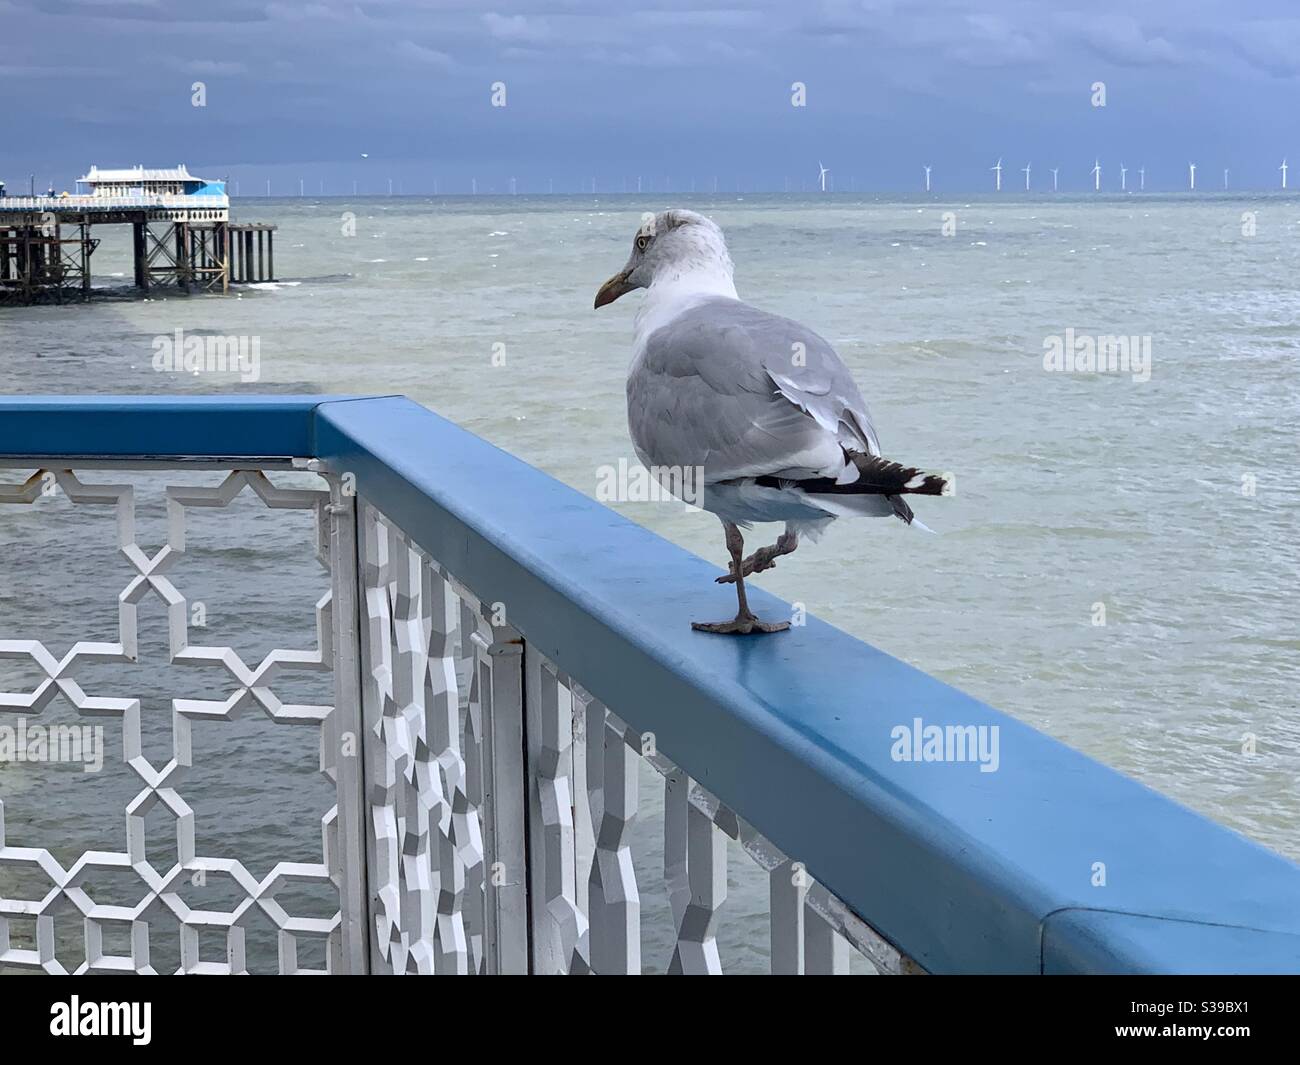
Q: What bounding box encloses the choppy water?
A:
[1,193,1296,972]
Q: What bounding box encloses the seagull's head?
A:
[594,209,732,308]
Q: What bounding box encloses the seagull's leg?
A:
[714,527,799,584]
[692,522,791,635]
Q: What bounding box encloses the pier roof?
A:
[79,164,200,184]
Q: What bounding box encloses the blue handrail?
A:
[3,394,1298,974]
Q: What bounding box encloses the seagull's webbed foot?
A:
[714,530,799,584]
[694,522,791,635]
[692,612,791,636]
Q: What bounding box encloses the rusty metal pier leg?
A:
[174,220,191,291]
[220,223,229,294]
[133,221,148,292]
[80,220,92,300]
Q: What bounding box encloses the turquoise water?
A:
[1,193,1297,971]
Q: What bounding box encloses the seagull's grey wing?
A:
[627,299,879,483]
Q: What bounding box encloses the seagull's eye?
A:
[636,235,650,252]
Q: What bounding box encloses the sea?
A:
[1,192,1296,972]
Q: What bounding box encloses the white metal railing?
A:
[357,489,918,972]
[0,195,229,212]
[0,466,339,974]
[355,498,915,974]
[0,462,914,974]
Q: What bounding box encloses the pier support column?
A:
[219,222,230,294]
[174,221,191,292]
[50,222,63,304]
[21,226,34,303]
[80,221,92,299]
[133,222,148,291]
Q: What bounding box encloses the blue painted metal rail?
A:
[2,394,1298,974]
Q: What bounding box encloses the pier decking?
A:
[0,189,275,304]
[1,395,1299,974]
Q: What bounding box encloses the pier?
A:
[1,395,1299,974]
[0,166,275,305]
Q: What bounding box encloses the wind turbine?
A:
[818,162,829,193]
[1223,168,1229,190]
[1090,159,1101,192]
[1188,162,1196,191]
[1139,166,1145,191]
[1022,162,1031,191]
[1281,159,1289,190]
[924,165,932,192]
[1119,164,1127,192]
[991,157,1002,191]
[1051,167,1059,192]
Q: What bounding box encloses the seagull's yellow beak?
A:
[594,269,633,309]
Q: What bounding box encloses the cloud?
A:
[29,0,270,23]
[170,59,250,76]
[482,12,551,45]
[1219,18,1300,79]
[1056,14,1183,67]
[393,40,454,70]
[585,45,689,69]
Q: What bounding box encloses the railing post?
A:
[324,476,370,973]
[472,620,531,973]
[523,648,590,974]
[585,703,641,975]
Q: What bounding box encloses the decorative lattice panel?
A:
[356,500,492,973]
[357,500,922,976]
[0,467,343,974]
[0,469,918,975]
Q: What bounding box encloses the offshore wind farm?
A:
[11,153,1300,202]
[215,155,1300,196]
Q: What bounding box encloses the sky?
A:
[3,0,1299,194]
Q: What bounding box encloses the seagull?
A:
[594,209,948,634]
